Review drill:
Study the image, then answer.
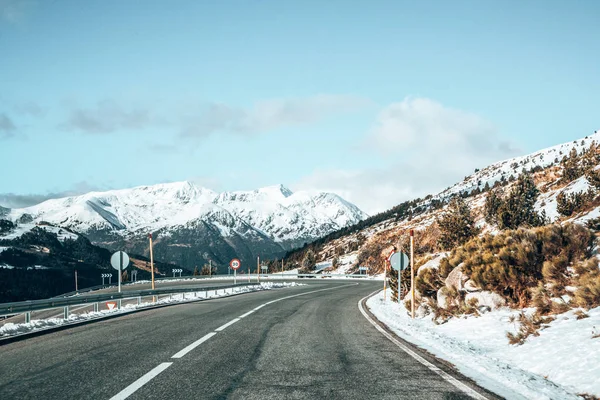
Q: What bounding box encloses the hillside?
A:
[284,130,600,272]
[0,221,179,302]
[3,183,367,273]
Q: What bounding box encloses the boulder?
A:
[464,279,481,292]
[445,265,468,291]
[465,291,506,310]
[437,287,450,309]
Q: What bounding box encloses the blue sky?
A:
[0,0,598,213]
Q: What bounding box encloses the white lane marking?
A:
[358,291,489,400]
[215,317,240,332]
[109,362,173,400]
[253,304,266,311]
[239,310,255,318]
[171,332,217,359]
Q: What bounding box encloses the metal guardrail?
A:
[0,283,260,316]
[51,273,371,298]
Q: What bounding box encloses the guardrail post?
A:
[137,297,141,305]
[63,306,69,319]
[94,303,99,312]
[118,299,122,310]
[25,312,31,323]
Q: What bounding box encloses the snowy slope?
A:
[438,130,600,199]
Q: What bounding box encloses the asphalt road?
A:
[0,281,500,399]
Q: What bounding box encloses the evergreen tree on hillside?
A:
[585,169,600,190]
[484,190,502,225]
[437,197,479,250]
[497,174,545,229]
[562,147,583,183]
[302,249,316,270]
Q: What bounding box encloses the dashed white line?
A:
[111,283,358,399]
[171,332,217,359]
[109,362,173,400]
[215,317,240,332]
[358,291,489,400]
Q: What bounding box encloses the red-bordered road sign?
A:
[230,258,241,270]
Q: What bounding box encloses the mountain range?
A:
[3,183,367,272]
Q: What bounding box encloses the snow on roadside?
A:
[367,290,600,400]
[0,282,300,338]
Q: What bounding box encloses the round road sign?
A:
[229,258,241,270]
[390,252,409,271]
[110,251,130,271]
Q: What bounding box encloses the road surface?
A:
[0,281,499,399]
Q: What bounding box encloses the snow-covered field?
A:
[367,290,600,400]
[0,282,300,339]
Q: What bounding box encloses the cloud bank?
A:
[294,97,521,214]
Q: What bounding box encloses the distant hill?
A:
[0,222,177,302]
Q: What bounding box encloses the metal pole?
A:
[234,268,237,285]
[118,252,122,293]
[410,229,415,319]
[282,259,284,274]
[257,256,260,283]
[149,233,155,290]
[75,270,78,292]
[248,268,250,282]
[383,261,387,302]
[209,260,212,277]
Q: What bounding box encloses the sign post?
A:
[111,251,130,294]
[390,251,409,303]
[410,229,415,319]
[230,258,241,284]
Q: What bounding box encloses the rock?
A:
[465,291,506,310]
[464,279,481,292]
[437,287,449,308]
[445,265,468,291]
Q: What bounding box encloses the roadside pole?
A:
[383,260,387,302]
[209,260,212,277]
[410,229,415,319]
[75,270,78,292]
[149,233,156,302]
[248,268,250,282]
[257,256,260,283]
[281,259,284,274]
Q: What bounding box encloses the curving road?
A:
[0,281,500,399]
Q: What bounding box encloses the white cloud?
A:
[181,94,371,137]
[0,0,34,24]
[295,98,521,214]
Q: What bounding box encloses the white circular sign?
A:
[110,251,130,271]
[390,252,409,271]
[229,258,241,270]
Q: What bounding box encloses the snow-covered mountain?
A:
[4,182,367,272]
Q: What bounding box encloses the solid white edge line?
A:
[239,310,255,318]
[171,332,217,359]
[253,304,266,311]
[358,291,489,400]
[109,362,173,400]
[215,317,240,332]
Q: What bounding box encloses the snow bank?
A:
[367,290,600,399]
[0,282,300,339]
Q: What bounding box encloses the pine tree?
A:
[484,190,502,225]
[437,197,479,250]
[302,249,316,270]
[586,169,600,190]
[562,147,582,183]
[497,174,543,229]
